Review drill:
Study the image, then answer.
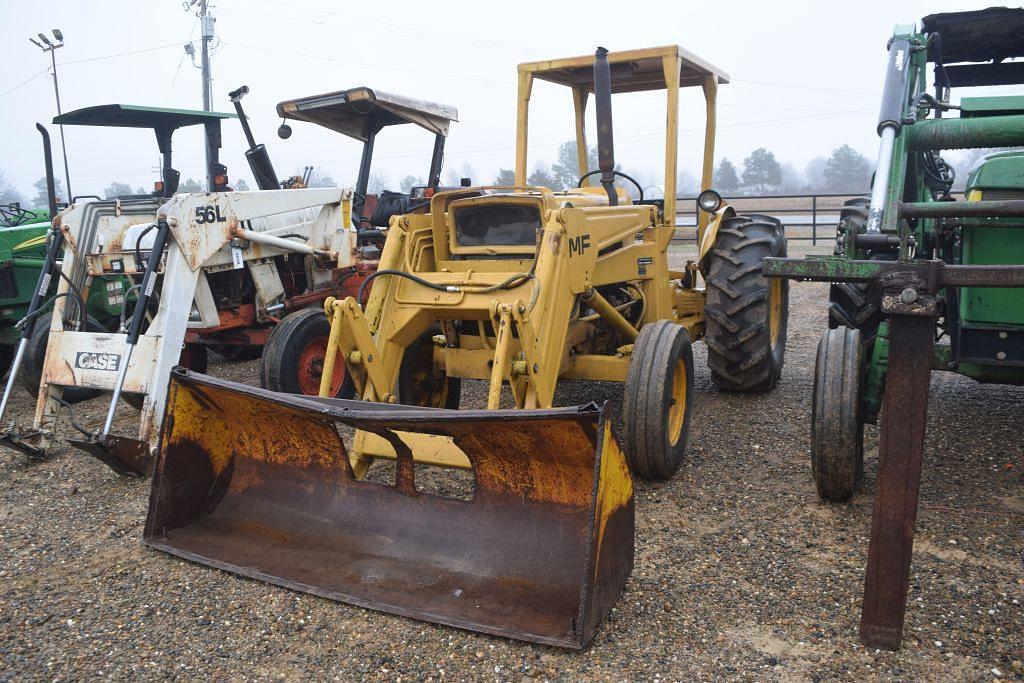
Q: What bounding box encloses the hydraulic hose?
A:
[356,269,533,309]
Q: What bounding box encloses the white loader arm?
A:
[158,188,356,271]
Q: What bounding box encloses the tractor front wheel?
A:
[398,330,461,409]
[260,308,354,398]
[705,214,788,392]
[622,320,694,480]
[811,326,865,502]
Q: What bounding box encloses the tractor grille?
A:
[0,268,18,300]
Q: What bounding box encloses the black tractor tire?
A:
[622,320,694,480]
[811,326,865,502]
[212,344,262,361]
[21,314,107,403]
[705,214,788,392]
[827,198,887,338]
[399,329,461,409]
[0,344,12,380]
[179,343,208,374]
[259,308,354,398]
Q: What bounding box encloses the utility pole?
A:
[185,0,215,188]
[29,29,72,203]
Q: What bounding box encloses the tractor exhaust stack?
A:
[593,47,618,206]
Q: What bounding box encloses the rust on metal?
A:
[69,435,152,477]
[859,313,935,650]
[764,256,1024,289]
[144,369,634,648]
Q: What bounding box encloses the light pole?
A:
[29,29,72,203]
[184,0,215,189]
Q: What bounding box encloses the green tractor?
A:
[764,8,1024,651]
[0,204,49,228]
[0,206,52,377]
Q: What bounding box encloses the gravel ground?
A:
[0,246,1021,681]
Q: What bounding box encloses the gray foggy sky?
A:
[2,0,1018,200]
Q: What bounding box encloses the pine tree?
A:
[823,145,871,192]
[713,159,740,193]
[742,148,782,193]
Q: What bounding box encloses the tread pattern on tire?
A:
[827,198,887,337]
[811,326,864,502]
[704,214,788,392]
[259,308,353,398]
[622,320,693,481]
[398,329,461,409]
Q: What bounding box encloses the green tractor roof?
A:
[922,8,1024,88]
[54,104,236,130]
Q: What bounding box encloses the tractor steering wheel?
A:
[576,170,644,202]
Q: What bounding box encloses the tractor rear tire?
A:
[21,314,107,403]
[399,329,461,409]
[811,326,865,502]
[827,198,888,339]
[622,320,694,480]
[260,308,354,398]
[705,214,788,392]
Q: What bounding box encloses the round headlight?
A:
[697,189,723,213]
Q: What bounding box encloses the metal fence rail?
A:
[672,192,863,245]
[671,191,966,245]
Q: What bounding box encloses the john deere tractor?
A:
[0,205,52,378]
[764,7,1024,651]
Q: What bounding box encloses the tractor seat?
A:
[368,190,429,227]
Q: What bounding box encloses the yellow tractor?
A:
[321,45,789,478]
[144,46,787,648]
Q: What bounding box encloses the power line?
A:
[220,0,543,57]
[0,67,50,100]
[223,41,510,85]
[164,18,199,105]
[56,42,182,66]
[732,78,877,96]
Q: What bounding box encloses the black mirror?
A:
[164,168,180,197]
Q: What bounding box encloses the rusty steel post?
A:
[859,311,935,649]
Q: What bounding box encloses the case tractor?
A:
[144,46,788,648]
[0,87,458,478]
[764,7,1024,650]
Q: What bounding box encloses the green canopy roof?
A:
[54,104,236,130]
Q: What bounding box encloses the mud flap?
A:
[143,369,634,649]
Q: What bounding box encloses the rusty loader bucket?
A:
[143,370,634,648]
